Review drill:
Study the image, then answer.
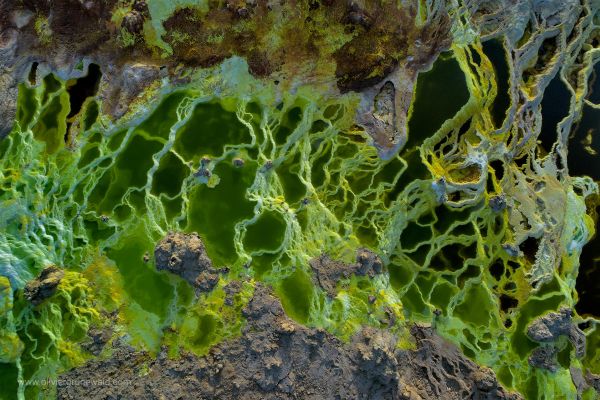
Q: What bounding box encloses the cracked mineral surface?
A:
[0,1,599,399]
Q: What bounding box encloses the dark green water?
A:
[406,52,470,149]
[483,39,511,128]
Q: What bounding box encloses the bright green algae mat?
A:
[0,48,599,400]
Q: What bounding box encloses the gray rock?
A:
[99,63,160,120]
[489,194,507,212]
[81,327,112,356]
[526,307,586,359]
[585,371,600,393]
[195,271,220,293]
[359,80,401,159]
[223,280,243,306]
[154,231,219,293]
[528,345,558,372]
[570,366,588,398]
[527,307,572,342]
[121,10,144,34]
[310,248,385,298]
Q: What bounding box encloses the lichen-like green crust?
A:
[0,1,599,399]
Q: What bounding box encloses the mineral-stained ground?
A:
[0,1,599,399]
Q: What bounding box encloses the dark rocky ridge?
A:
[57,284,521,400]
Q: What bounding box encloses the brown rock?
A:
[24,265,64,305]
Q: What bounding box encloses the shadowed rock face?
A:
[57,284,520,400]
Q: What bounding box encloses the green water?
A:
[482,39,511,128]
[407,52,470,149]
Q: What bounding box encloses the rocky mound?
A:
[57,284,521,400]
[154,231,221,293]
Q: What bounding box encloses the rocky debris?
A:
[379,306,397,327]
[232,157,245,168]
[586,371,600,393]
[489,194,507,212]
[261,159,274,172]
[57,284,520,400]
[154,232,221,293]
[10,9,34,29]
[0,0,453,158]
[310,248,385,298]
[526,307,586,359]
[23,266,65,305]
[195,271,220,293]
[528,344,559,372]
[81,327,112,356]
[570,366,586,395]
[223,280,243,306]
[0,72,17,139]
[98,62,162,119]
[355,248,384,276]
[527,307,573,341]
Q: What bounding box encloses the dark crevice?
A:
[575,200,600,317]
[483,39,510,128]
[489,260,504,281]
[499,294,518,312]
[588,62,600,104]
[67,64,102,120]
[568,104,600,180]
[65,64,102,141]
[28,62,39,85]
[506,260,519,277]
[513,154,528,169]
[489,159,504,182]
[539,74,571,153]
[520,236,539,264]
